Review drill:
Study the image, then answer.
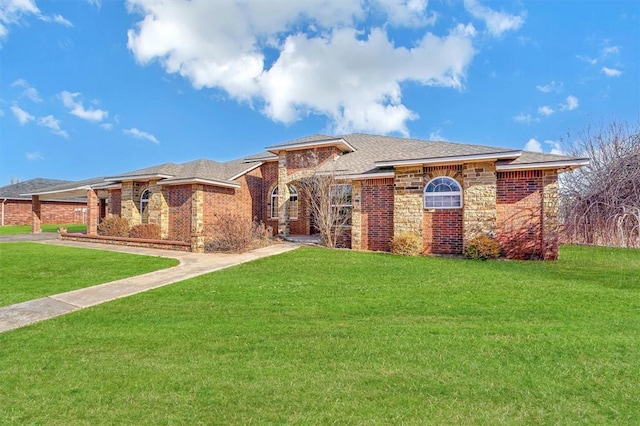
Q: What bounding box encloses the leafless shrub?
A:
[97,216,130,237]
[560,120,640,248]
[206,216,273,252]
[390,232,422,256]
[130,223,161,240]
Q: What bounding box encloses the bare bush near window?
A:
[560,120,640,248]
[293,151,352,248]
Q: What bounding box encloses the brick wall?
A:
[261,162,279,234]
[166,185,192,242]
[1,199,86,226]
[496,170,544,259]
[358,178,394,251]
[423,210,463,254]
[109,190,121,216]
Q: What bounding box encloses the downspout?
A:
[1,198,6,226]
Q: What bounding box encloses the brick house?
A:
[0,178,87,226]
[25,134,588,259]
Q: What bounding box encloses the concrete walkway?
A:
[0,239,299,333]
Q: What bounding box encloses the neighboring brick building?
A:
[0,178,87,226]
[25,134,588,259]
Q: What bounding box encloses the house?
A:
[24,134,588,259]
[0,178,87,226]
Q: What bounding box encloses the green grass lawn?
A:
[0,223,87,235]
[0,245,638,424]
[0,242,178,306]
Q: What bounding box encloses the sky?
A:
[0,0,638,185]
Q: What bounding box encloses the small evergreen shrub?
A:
[464,235,501,260]
[129,223,161,240]
[390,232,422,256]
[97,216,130,237]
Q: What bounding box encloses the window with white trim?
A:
[270,185,299,220]
[424,177,462,209]
[330,184,352,226]
[140,189,151,214]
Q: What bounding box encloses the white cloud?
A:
[513,113,539,124]
[11,78,42,102]
[10,104,34,125]
[39,14,73,27]
[126,0,477,136]
[60,91,108,122]
[100,123,113,130]
[85,0,101,6]
[524,138,542,153]
[537,106,554,117]
[601,66,622,77]
[463,0,524,37]
[0,0,72,44]
[37,115,69,138]
[428,129,448,141]
[123,127,159,144]
[25,151,44,161]
[559,95,579,111]
[544,139,564,155]
[601,45,620,56]
[535,80,562,93]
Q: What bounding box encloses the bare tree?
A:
[292,152,353,248]
[560,120,640,248]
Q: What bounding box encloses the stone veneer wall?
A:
[542,170,559,260]
[393,166,424,237]
[146,181,169,238]
[352,178,394,251]
[462,162,497,245]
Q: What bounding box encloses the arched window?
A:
[270,185,299,220]
[140,189,151,215]
[424,177,462,209]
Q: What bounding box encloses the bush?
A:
[97,216,130,237]
[206,215,253,252]
[390,232,422,256]
[129,223,161,240]
[464,235,501,260]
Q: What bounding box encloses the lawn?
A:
[0,242,178,306]
[0,245,638,424]
[0,223,87,235]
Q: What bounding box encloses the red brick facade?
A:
[423,210,463,255]
[2,199,86,226]
[359,178,394,252]
[496,170,545,259]
[167,185,192,242]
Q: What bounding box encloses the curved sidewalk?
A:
[0,239,299,333]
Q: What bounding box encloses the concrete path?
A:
[0,232,58,242]
[0,239,299,333]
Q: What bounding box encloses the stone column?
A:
[147,181,169,239]
[351,180,362,250]
[190,184,205,253]
[87,189,99,235]
[542,170,559,260]
[462,162,497,245]
[277,153,290,236]
[393,166,424,238]
[31,195,42,234]
[120,181,139,225]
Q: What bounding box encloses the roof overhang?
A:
[343,172,395,180]
[243,156,277,163]
[496,158,590,172]
[21,185,94,200]
[158,178,240,189]
[375,151,523,167]
[104,173,174,182]
[228,162,263,181]
[266,137,356,154]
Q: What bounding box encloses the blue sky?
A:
[1,0,638,185]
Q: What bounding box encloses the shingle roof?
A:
[0,178,73,199]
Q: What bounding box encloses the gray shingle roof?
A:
[20,177,109,196]
[0,178,72,199]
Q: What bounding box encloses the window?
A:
[424,177,462,209]
[140,189,150,214]
[270,185,299,220]
[330,184,352,226]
